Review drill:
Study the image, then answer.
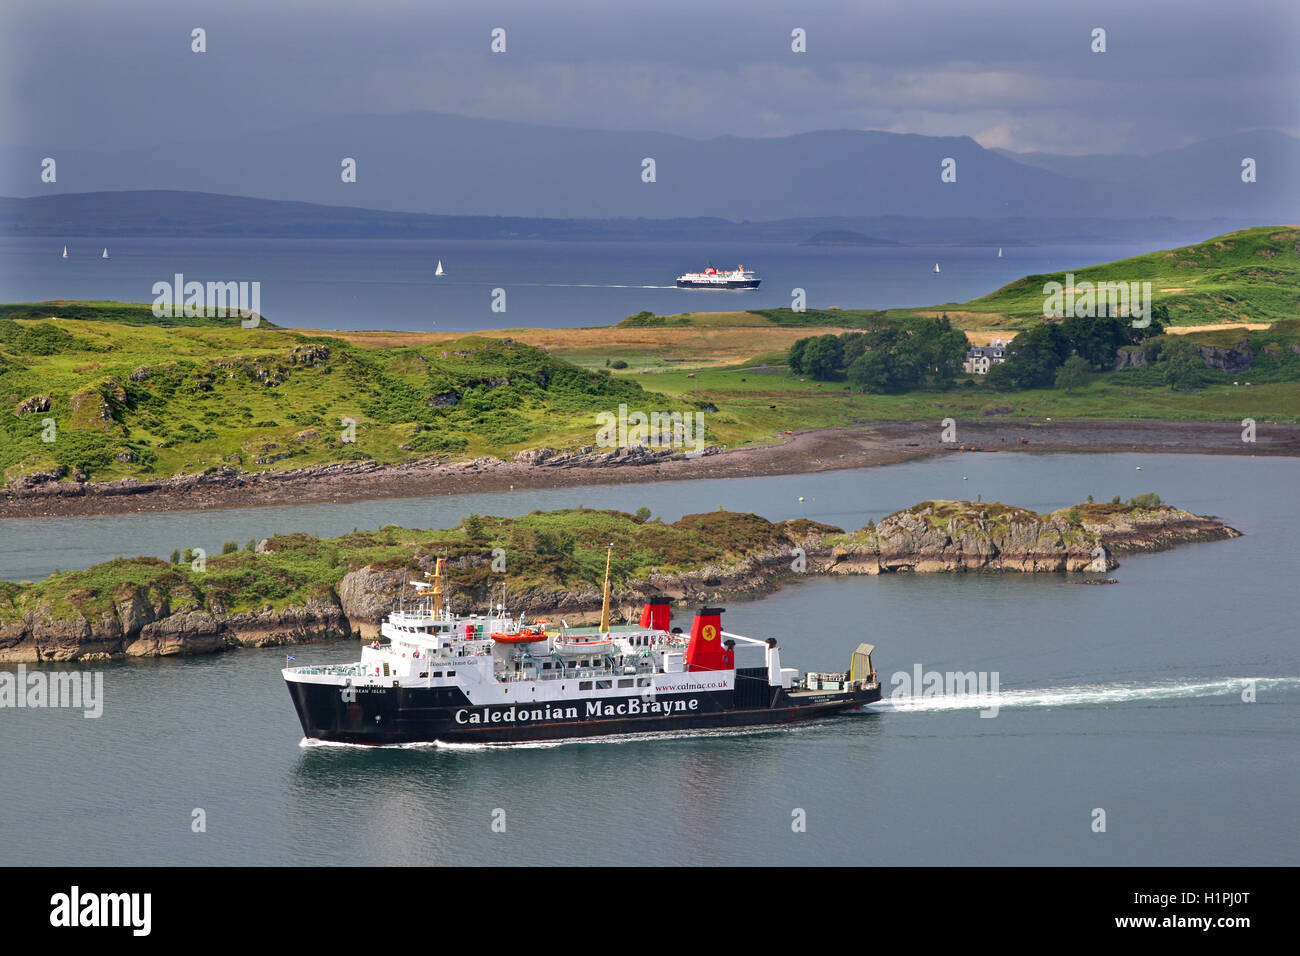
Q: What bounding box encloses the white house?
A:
[963,344,1008,375]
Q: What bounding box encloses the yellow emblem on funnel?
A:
[703,625,718,641]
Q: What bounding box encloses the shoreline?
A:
[3,418,1299,519]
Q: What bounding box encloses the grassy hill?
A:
[0,309,700,485]
[740,227,1300,333]
[904,225,1300,331]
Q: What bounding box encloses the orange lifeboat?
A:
[491,628,549,644]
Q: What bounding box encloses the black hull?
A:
[286,678,880,745]
[676,280,761,290]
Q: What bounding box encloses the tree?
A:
[633,507,651,523]
[221,541,238,555]
[839,331,870,368]
[801,335,845,380]
[847,349,897,393]
[1162,338,1208,390]
[999,323,1070,388]
[908,315,968,389]
[462,513,485,538]
[1062,314,1127,369]
[787,337,810,375]
[1128,304,1168,343]
[985,361,1018,391]
[1054,355,1092,393]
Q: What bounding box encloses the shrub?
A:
[1127,492,1163,508]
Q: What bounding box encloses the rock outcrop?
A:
[1196,339,1253,372]
[0,586,353,663]
[0,501,1239,663]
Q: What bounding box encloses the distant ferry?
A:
[676,264,760,290]
[283,554,881,745]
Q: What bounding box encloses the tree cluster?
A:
[787,316,969,393]
[987,307,1167,390]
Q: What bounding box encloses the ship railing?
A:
[290,663,366,677]
[494,662,655,683]
[795,672,879,692]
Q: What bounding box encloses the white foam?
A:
[864,677,1300,714]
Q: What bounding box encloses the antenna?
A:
[599,543,613,633]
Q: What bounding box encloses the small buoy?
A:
[963,476,968,480]
[1136,466,1142,470]
[798,496,805,502]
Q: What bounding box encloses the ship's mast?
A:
[431,557,445,617]
[599,543,613,633]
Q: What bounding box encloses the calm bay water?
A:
[1,452,1298,866]
[0,236,1166,331]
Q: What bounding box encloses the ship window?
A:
[446,670,456,677]
[596,680,612,690]
[637,678,651,687]
[618,679,633,688]
[579,681,593,691]
[431,672,442,678]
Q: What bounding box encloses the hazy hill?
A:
[6,113,1296,221]
[0,189,1250,246]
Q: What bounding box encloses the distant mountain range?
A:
[4,113,1297,222]
[0,190,1256,246]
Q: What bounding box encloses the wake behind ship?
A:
[283,558,880,745]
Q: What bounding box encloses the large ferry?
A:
[676,264,760,290]
[283,553,880,745]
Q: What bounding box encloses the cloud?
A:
[1,0,1296,155]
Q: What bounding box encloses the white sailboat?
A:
[933,262,940,274]
[62,245,68,258]
[102,247,109,259]
[435,260,444,276]
[997,248,1003,258]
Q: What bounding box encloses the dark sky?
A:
[3,0,1297,154]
